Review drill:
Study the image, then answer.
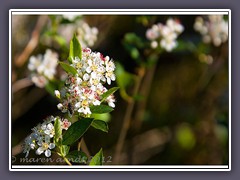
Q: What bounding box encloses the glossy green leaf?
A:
[54,117,62,143]
[62,118,94,145]
[101,87,119,102]
[91,120,109,133]
[90,105,113,114]
[59,62,77,75]
[68,34,82,62]
[66,150,88,164]
[89,148,103,165]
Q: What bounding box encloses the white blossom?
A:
[23,116,71,157]
[56,48,116,116]
[77,21,98,48]
[55,90,61,99]
[28,49,59,88]
[194,15,228,47]
[36,135,55,157]
[146,18,184,52]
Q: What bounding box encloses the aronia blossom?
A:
[56,48,116,116]
[22,116,71,157]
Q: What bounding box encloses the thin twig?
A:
[12,78,33,94]
[77,138,83,151]
[113,68,144,164]
[81,138,91,158]
[133,63,158,131]
[14,15,48,67]
[63,156,72,166]
[12,141,23,156]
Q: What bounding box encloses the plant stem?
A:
[15,15,48,67]
[113,67,144,164]
[133,63,158,131]
[63,156,72,166]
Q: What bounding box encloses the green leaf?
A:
[90,105,113,114]
[89,148,103,165]
[91,120,109,133]
[59,61,77,75]
[91,113,111,123]
[53,35,67,47]
[54,117,62,143]
[124,33,144,48]
[115,62,136,101]
[101,87,119,102]
[45,80,58,96]
[62,118,94,145]
[115,62,135,89]
[68,34,82,63]
[61,145,70,157]
[66,151,88,164]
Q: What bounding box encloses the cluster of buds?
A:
[56,48,116,116]
[146,18,184,52]
[194,15,228,47]
[28,49,59,88]
[23,116,71,158]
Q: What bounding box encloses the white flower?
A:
[194,15,228,46]
[55,90,61,99]
[78,106,91,115]
[151,41,158,49]
[31,75,48,88]
[36,135,55,157]
[28,49,59,88]
[56,48,116,116]
[160,38,177,52]
[23,134,37,157]
[28,55,42,71]
[146,18,184,52]
[107,95,116,108]
[77,21,98,48]
[23,116,71,158]
[41,122,55,138]
[61,119,71,130]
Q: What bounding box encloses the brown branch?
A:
[14,15,48,67]
[12,141,23,156]
[81,138,91,158]
[12,78,33,94]
[133,63,158,131]
[113,68,144,164]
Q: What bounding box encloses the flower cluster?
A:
[23,116,71,158]
[28,49,59,88]
[56,48,116,116]
[146,18,184,52]
[76,21,98,48]
[194,15,228,47]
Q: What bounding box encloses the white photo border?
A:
[9,9,231,171]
